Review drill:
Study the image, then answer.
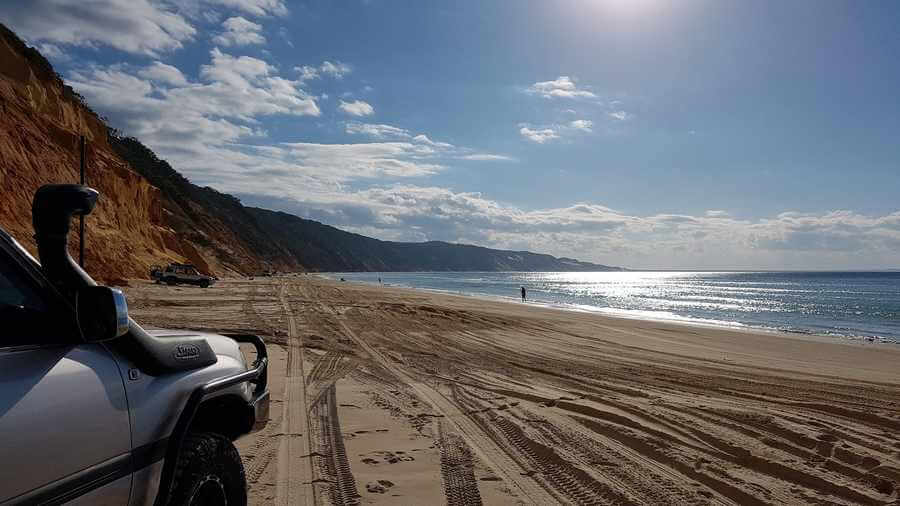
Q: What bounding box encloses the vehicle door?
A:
[0,248,132,505]
[186,266,201,284]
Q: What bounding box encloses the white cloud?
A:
[339,99,374,116]
[295,65,319,81]
[69,47,319,157]
[199,48,269,84]
[320,61,351,78]
[518,120,596,144]
[569,119,593,132]
[69,52,475,206]
[346,124,513,163]
[519,126,559,144]
[36,43,68,61]
[212,16,265,47]
[164,140,445,198]
[458,154,516,162]
[0,0,196,56]
[66,54,456,215]
[198,10,223,24]
[295,61,352,81]
[345,122,410,139]
[137,61,188,86]
[412,134,453,149]
[246,186,900,270]
[528,76,596,99]
[200,0,288,17]
[608,110,631,121]
[0,0,288,57]
[269,142,442,179]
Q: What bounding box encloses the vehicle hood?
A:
[146,329,246,369]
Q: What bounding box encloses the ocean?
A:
[326,271,900,343]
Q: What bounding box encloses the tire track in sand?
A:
[296,280,363,505]
[275,281,316,506]
[330,318,557,505]
[309,384,360,505]
[242,283,283,485]
[436,420,483,506]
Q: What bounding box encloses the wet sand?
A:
[124,276,900,505]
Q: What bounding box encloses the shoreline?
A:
[311,274,900,385]
[319,274,900,349]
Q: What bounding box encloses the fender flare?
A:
[153,334,268,506]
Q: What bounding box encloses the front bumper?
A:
[250,389,271,432]
[225,333,270,432]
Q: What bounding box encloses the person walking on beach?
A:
[521,286,526,302]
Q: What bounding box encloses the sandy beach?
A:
[124,276,900,505]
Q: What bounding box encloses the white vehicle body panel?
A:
[128,461,164,506]
[69,474,132,506]
[0,344,131,503]
[120,330,250,448]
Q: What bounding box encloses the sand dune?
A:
[125,276,900,505]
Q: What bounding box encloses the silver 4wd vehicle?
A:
[0,185,269,505]
[151,263,216,288]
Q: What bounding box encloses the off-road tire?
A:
[165,276,177,286]
[168,432,247,506]
[200,279,210,288]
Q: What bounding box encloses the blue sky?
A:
[2,0,899,269]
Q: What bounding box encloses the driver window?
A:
[0,261,73,347]
[0,264,47,310]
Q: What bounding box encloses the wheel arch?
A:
[190,393,254,440]
[152,335,267,506]
[153,394,253,505]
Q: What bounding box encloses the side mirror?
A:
[76,286,130,342]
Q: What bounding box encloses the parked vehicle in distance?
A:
[151,262,216,288]
[0,184,269,505]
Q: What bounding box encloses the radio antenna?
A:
[79,135,86,267]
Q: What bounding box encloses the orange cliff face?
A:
[0,28,203,283]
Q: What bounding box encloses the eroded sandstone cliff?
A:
[0,25,196,282]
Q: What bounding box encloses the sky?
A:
[2,0,899,270]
